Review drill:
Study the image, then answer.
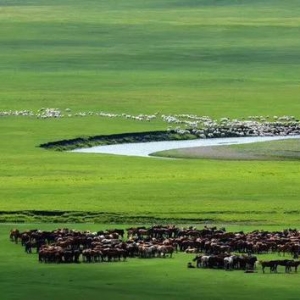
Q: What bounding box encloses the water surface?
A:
[72,135,300,158]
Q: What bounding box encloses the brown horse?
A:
[259,260,278,273]
[10,229,20,244]
[157,245,174,258]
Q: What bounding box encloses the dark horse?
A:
[10,229,20,244]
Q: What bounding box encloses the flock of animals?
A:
[9,225,300,274]
[1,108,300,139]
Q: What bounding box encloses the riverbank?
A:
[72,135,300,158]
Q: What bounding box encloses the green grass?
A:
[1,0,300,299]
[1,0,300,115]
[0,0,299,224]
[2,224,300,300]
[1,134,300,224]
[0,0,299,222]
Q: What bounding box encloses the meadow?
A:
[1,0,300,299]
[2,223,300,300]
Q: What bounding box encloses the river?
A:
[71,135,300,158]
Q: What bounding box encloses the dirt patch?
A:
[157,146,268,160]
[186,146,263,160]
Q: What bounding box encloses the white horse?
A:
[201,255,210,268]
[224,256,235,270]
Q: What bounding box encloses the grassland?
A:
[1,0,300,115]
[2,224,300,300]
[1,0,300,299]
[0,0,300,224]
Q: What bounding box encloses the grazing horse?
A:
[276,259,294,273]
[239,255,257,270]
[224,256,234,270]
[192,255,202,268]
[10,229,20,244]
[277,244,291,256]
[157,245,174,258]
[286,261,300,273]
[138,245,157,258]
[200,256,210,268]
[24,241,37,254]
[224,255,239,270]
[107,229,124,239]
[259,260,278,273]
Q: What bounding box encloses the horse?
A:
[224,255,239,270]
[192,255,202,268]
[258,260,278,273]
[157,245,174,258]
[10,229,20,244]
[286,260,300,273]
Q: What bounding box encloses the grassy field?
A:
[1,0,300,115]
[0,0,299,224]
[1,0,300,299]
[2,224,300,300]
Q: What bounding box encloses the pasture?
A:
[1,0,300,299]
[2,224,300,300]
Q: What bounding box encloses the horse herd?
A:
[9,225,300,273]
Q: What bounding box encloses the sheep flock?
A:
[1,108,300,138]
